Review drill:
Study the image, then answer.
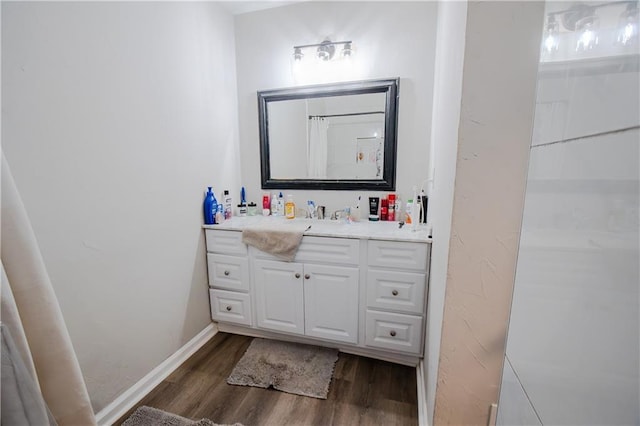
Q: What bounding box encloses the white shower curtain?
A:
[1,154,96,425]
[307,117,329,178]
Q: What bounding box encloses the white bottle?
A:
[270,192,278,216]
[276,192,285,216]
[223,190,233,220]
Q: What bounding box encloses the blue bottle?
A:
[211,191,218,224]
[203,187,216,225]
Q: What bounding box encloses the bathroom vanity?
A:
[203,216,431,366]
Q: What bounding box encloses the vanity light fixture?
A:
[542,1,639,54]
[293,39,354,62]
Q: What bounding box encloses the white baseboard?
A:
[416,359,430,426]
[95,323,218,426]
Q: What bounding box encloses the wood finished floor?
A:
[116,332,418,426]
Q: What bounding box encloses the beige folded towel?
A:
[242,222,311,262]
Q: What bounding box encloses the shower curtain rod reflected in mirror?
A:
[308,111,385,119]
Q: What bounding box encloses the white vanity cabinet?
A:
[205,230,252,326]
[252,236,360,344]
[203,219,431,366]
[365,240,429,355]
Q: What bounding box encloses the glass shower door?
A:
[496,1,639,425]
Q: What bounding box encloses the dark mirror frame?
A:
[258,78,399,191]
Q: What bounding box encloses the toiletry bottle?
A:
[262,193,271,216]
[388,194,396,221]
[277,192,285,216]
[212,190,219,224]
[216,203,224,224]
[238,203,247,217]
[223,190,233,220]
[271,192,278,216]
[285,194,296,219]
[420,190,428,223]
[369,197,380,221]
[203,187,215,225]
[248,202,257,216]
[380,198,388,221]
[406,199,413,224]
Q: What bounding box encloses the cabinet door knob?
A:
[392,290,399,296]
[389,330,396,337]
[304,274,310,279]
[224,270,230,276]
[226,306,232,311]
[295,273,301,279]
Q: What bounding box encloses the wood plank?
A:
[115,332,418,425]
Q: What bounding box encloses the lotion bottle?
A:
[276,192,285,216]
[223,190,233,219]
[203,187,215,225]
[285,194,296,219]
[271,192,278,216]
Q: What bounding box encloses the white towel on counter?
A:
[242,222,311,262]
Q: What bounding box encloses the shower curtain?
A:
[307,117,329,178]
[1,154,96,425]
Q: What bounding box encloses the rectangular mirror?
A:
[258,78,399,190]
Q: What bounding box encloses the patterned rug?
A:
[122,406,241,426]
[227,338,339,399]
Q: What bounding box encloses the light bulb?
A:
[542,16,559,53]
[576,18,599,52]
[342,42,353,58]
[617,4,639,46]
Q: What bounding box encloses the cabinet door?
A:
[253,259,305,335]
[303,263,359,344]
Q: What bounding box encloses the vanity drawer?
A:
[207,254,250,292]
[205,230,247,255]
[296,236,359,265]
[209,289,252,326]
[253,236,360,266]
[366,269,426,315]
[365,310,423,355]
[367,240,428,271]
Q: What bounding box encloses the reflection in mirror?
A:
[258,78,399,190]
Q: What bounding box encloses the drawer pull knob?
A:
[295,273,301,279]
[224,270,230,276]
[392,290,399,296]
[226,306,232,311]
[304,274,310,279]
[389,330,397,337]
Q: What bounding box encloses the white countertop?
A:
[203,216,432,243]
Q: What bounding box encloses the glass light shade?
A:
[576,17,599,52]
[543,18,560,53]
[617,5,639,46]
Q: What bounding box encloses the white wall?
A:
[1,2,239,411]
[497,54,640,425]
[424,1,467,424]
[233,1,437,212]
[432,2,544,424]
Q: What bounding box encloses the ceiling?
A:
[217,1,305,15]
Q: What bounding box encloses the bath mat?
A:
[121,406,242,426]
[226,338,339,399]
